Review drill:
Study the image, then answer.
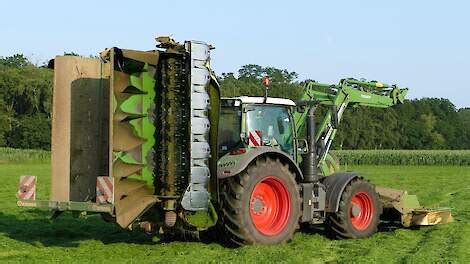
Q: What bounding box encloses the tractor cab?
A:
[219,96,297,157]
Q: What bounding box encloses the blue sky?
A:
[1,1,469,108]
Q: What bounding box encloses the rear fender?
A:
[217,147,303,182]
[321,172,359,212]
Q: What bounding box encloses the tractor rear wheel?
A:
[220,157,300,246]
[326,178,381,239]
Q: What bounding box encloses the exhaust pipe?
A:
[303,106,318,183]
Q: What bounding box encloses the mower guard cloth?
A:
[376,187,453,227]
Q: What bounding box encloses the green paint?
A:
[207,78,221,202]
[113,63,156,186]
[401,193,422,211]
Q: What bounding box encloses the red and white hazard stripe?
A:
[248,130,263,147]
[17,175,36,200]
[96,176,114,204]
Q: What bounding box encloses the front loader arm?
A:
[294,78,451,228]
[294,78,408,175]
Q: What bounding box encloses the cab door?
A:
[244,104,295,157]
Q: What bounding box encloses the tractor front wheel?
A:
[327,178,381,239]
[220,157,300,246]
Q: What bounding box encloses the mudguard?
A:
[217,147,303,181]
[321,172,359,212]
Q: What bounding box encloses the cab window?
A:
[245,105,294,155]
[218,106,242,156]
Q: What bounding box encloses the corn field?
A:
[2,147,470,165]
[0,147,50,162]
[333,150,470,166]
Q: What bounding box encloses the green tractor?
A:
[17,37,451,246]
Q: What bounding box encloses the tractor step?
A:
[376,187,453,227]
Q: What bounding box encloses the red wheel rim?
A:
[250,176,291,236]
[350,192,374,231]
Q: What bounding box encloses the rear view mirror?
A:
[296,139,308,154]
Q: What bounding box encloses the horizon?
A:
[2,1,469,108]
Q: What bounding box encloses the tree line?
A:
[0,56,468,150]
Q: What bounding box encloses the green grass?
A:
[1,162,469,263]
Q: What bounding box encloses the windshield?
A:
[218,106,242,156]
[246,105,294,155]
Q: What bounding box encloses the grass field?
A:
[1,162,470,263]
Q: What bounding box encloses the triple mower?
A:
[16,37,452,245]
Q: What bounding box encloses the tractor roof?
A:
[223,96,296,107]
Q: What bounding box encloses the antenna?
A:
[262,76,270,103]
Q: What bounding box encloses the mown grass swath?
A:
[334,150,470,166]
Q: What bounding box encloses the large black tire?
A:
[220,157,300,246]
[326,178,381,239]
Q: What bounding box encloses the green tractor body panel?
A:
[217,146,302,180]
